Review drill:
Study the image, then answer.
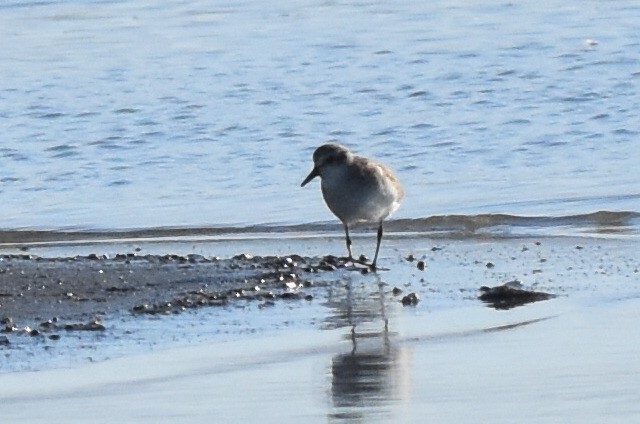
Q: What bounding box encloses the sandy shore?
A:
[0,233,639,422]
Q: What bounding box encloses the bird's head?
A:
[301,143,352,187]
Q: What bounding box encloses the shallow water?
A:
[0,0,639,230]
[2,296,640,423]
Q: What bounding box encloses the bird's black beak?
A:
[301,166,320,187]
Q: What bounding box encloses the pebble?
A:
[401,293,420,306]
[233,253,253,260]
[64,320,106,331]
[416,260,426,271]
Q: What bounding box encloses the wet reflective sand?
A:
[0,233,638,423]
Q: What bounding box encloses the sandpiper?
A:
[301,143,404,269]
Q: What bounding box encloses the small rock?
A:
[279,292,301,300]
[405,254,415,262]
[3,324,17,333]
[39,319,57,329]
[187,254,205,263]
[64,319,106,331]
[0,335,9,345]
[132,304,151,313]
[232,253,253,260]
[392,287,403,296]
[417,260,426,271]
[486,262,495,269]
[318,263,336,271]
[401,292,420,306]
[479,283,555,310]
[49,334,61,341]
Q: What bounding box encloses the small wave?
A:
[386,211,640,236]
[0,211,637,246]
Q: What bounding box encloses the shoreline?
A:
[1,233,638,373]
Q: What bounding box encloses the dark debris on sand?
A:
[0,253,366,338]
[479,280,556,310]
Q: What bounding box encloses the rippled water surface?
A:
[1,0,639,230]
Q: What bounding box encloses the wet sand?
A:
[0,233,639,422]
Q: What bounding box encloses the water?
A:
[1,0,639,231]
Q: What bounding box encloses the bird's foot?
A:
[335,256,388,272]
[338,256,368,269]
[368,261,390,272]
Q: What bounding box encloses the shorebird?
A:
[301,143,404,269]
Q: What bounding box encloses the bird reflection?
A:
[325,275,407,422]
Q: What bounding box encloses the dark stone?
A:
[106,286,134,293]
[279,292,301,300]
[132,304,151,313]
[3,324,17,333]
[416,260,426,271]
[392,287,403,296]
[64,320,106,331]
[232,253,253,260]
[478,282,556,310]
[401,292,419,306]
[39,319,57,329]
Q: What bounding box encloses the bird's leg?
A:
[344,224,354,261]
[371,222,383,270]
